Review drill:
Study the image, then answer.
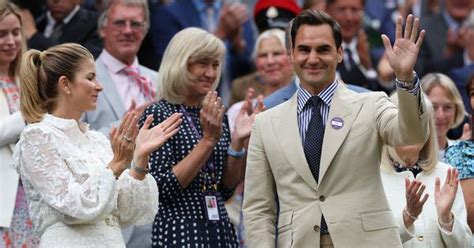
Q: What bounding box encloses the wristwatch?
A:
[395,71,418,89]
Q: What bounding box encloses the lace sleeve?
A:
[16,127,117,223]
[116,170,159,227]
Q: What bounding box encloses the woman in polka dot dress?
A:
[140,28,263,247]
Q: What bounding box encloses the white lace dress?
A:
[13,114,159,248]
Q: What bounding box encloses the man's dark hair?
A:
[290,9,342,49]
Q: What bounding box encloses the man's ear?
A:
[337,46,343,63]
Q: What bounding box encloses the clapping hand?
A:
[200,91,225,145]
[109,112,140,176]
[404,178,429,227]
[134,113,183,166]
[381,14,425,81]
[435,167,459,228]
[233,87,265,141]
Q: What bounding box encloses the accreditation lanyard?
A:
[180,106,218,192]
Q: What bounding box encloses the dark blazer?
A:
[28,7,102,58]
[417,12,464,76]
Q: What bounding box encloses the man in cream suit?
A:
[243,10,428,247]
[82,0,156,247]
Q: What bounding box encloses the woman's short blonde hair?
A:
[251,28,287,60]
[421,73,466,128]
[381,97,439,173]
[157,27,225,104]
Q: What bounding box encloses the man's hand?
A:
[381,14,425,81]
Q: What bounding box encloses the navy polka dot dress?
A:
[140,100,238,248]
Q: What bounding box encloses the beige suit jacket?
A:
[243,84,429,248]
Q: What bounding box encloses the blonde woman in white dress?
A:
[14,43,182,248]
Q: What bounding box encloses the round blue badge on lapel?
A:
[330,117,344,130]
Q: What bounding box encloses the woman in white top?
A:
[14,43,182,248]
[380,98,472,247]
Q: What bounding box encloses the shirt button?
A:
[319,195,326,202]
[313,225,320,232]
[417,235,424,241]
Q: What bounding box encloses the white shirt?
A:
[44,5,80,38]
[13,114,158,247]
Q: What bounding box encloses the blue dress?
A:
[140,100,238,247]
[445,140,474,180]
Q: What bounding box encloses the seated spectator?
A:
[18,0,102,57]
[0,2,38,247]
[380,98,472,247]
[228,28,293,133]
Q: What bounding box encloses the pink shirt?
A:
[98,50,155,110]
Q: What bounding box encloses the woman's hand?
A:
[133,113,183,168]
[435,167,459,229]
[109,112,139,177]
[233,88,265,141]
[200,91,225,145]
[404,178,429,227]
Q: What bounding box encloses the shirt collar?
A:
[192,0,221,12]
[342,38,357,53]
[99,49,139,74]
[297,80,339,114]
[43,113,89,133]
[46,5,80,25]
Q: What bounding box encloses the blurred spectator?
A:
[447,11,474,115]
[421,73,467,161]
[150,0,255,106]
[82,0,157,140]
[229,0,300,105]
[228,29,293,132]
[326,0,389,92]
[18,0,102,57]
[0,2,39,247]
[418,0,473,76]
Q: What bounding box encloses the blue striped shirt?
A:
[297,80,339,143]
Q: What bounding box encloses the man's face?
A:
[445,0,473,22]
[101,4,146,65]
[46,0,79,21]
[326,0,364,43]
[291,24,342,94]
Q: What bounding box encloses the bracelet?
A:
[438,214,454,226]
[131,160,150,175]
[404,208,417,221]
[227,146,246,158]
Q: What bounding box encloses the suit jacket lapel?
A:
[96,58,126,119]
[272,94,318,190]
[319,85,362,183]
